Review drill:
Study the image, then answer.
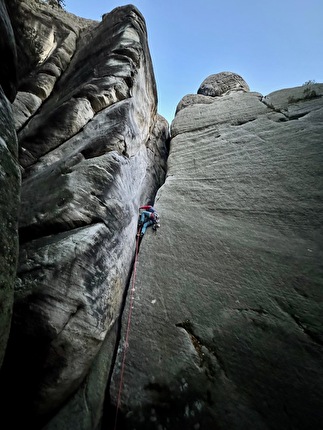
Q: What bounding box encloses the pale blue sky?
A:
[64,0,323,123]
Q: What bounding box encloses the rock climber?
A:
[137,205,160,237]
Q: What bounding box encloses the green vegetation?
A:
[288,80,318,104]
[303,80,316,86]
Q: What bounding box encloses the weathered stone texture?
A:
[0,3,168,429]
[0,0,17,101]
[197,71,250,97]
[111,80,323,429]
[0,0,20,369]
[0,88,20,369]
[1,1,322,428]
[6,0,95,130]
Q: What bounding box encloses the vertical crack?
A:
[100,241,137,429]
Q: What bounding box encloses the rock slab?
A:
[111,76,323,429]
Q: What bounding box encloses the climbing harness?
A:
[113,226,141,430]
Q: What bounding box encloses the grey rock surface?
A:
[0,0,17,101]
[197,71,249,97]
[0,87,20,368]
[6,0,93,86]
[111,81,323,429]
[0,0,20,371]
[0,2,168,429]
[1,1,323,429]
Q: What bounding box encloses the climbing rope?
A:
[113,227,141,430]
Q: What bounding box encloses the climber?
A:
[137,205,160,237]
[139,205,156,214]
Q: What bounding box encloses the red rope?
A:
[113,230,141,430]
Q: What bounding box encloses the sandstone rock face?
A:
[0,89,20,368]
[6,0,95,131]
[0,0,20,369]
[110,80,323,429]
[1,2,323,429]
[0,2,168,429]
[0,0,17,102]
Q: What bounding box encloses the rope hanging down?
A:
[113,229,141,430]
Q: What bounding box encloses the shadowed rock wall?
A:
[110,73,323,429]
[0,0,20,369]
[0,1,169,429]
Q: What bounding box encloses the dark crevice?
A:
[19,216,106,245]
[16,262,55,277]
[234,307,268,316]
[80,146,111,160]
[102,194,161,428]
[16,93,46,135]
[231,117,257,126]
[112,47,140,68]
[260,98,290,120]
[101,235,141,430]
[287,112,309,121]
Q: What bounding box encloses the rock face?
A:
[0,0,17,101]
[0,0,20,369]
[1,2,323,429]
[110,75,323,429]
[0,1,168,429]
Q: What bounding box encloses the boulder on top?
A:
[198,71,249,97]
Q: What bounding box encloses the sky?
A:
[64,0,323,123]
